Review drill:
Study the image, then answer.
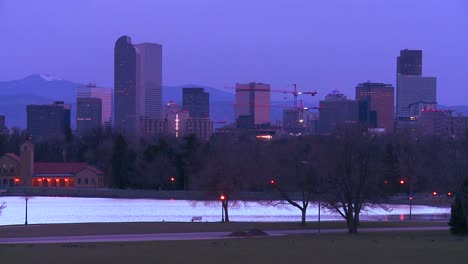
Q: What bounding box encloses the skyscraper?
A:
[235,82,270,128]
[114,36,138,136]
[356,82,395,133]
[114,36,162,137]
[397,49,422,76]
[77,84,112,129]
[318,91,359,134]
[396,49,437,119]
[396,75,437,118]
[0,115,7,135]
[182,88,209,118]
[76,97,102,136]
[135,43,163,118]
[27,101,71,141]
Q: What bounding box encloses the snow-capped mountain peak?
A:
[39,74,63,82]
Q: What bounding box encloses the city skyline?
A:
[0,0,467,105]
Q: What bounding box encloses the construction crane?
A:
[225,83,318,109]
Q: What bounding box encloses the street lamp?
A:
[25,197,29,225]
[220,194,226,222]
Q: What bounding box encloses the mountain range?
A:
[1,74,467,129]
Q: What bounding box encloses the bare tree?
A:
[322,126,387,234]
[266,136,327,226]
[191,135,263,222]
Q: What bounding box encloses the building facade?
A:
[397,49,422,76]
[77,84,113,129]
[356,82,395,133]
[396,75,437,118]
[235,82,270,128]
[135,43,163,119]
[182,88,209,118]
[114,36,163,137]
[26,101,71,141]
[76,97,102,136]
[0,141,104,188]
[318,91,359,134]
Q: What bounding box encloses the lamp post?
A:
[25,197,29,225]
[220,194,226,222]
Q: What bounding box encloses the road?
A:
[0,226,448,244]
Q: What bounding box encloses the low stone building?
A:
[0,141,104,188]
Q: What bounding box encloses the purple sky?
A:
[1,0,467,105]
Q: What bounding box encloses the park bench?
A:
[191,216,202,222]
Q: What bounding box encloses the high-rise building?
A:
[76,98,102,136]
[396,49,437,120]
[453,116,468,139]
[418,109,451,137]
[235,82,270,128]
[318,91,359,134]
[77,84,112,130]
[356,82,395,133]
[135,43,163,118]
[0,115,6,134]
[114,36,162,137]
[396,75,437,118]
[397,49,422,76]
[27,101,71,141]
[114,36,138,136]
[182,88,209,118]
[282,109,317,134]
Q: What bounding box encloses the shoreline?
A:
[1,187,453,206]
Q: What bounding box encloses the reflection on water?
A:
[0,196,450,226]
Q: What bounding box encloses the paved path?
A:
[0,226,448,244]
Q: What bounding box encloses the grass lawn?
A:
[0,231,466,264]
[0,221,448,238]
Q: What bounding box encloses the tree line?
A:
[1,126,467,233]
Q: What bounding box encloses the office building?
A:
[135,43,163,118]
[318,91,359,134]
[453,116,468,139]
[0,115,7,134]
[26,101,71,141]
[76,98,102,136]
[396,75,437,118]
[396,49,437,119]
[356,82,395,133]
[397,49,422,76]
[186,118,213,141]
[182,88,209,118]
[77,84,112,129]
[114,36,162,137]
[235,82,270,128]
[418,109,451,137]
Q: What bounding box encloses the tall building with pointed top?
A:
[114,36,162,137]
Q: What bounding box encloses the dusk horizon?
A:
[1,0,467,105]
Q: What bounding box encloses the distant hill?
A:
[0,75,235,128]
[1,75,466,129]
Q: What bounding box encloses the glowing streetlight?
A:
[220,194,226,222]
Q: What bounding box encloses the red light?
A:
[47,178,51,182]
[170,177,175,182]
[409,196,413,201]
[432,191,438,196]
[220,195,226,201]
[400,180,405,185]
[270,179,276,185]
[37,179,42,182]
[64,178,69,182]
[55,178,60,182]
[384,180,388,184]
[447,192,453,196]
[14,178,20,183]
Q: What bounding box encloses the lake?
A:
[0,196,450,226]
